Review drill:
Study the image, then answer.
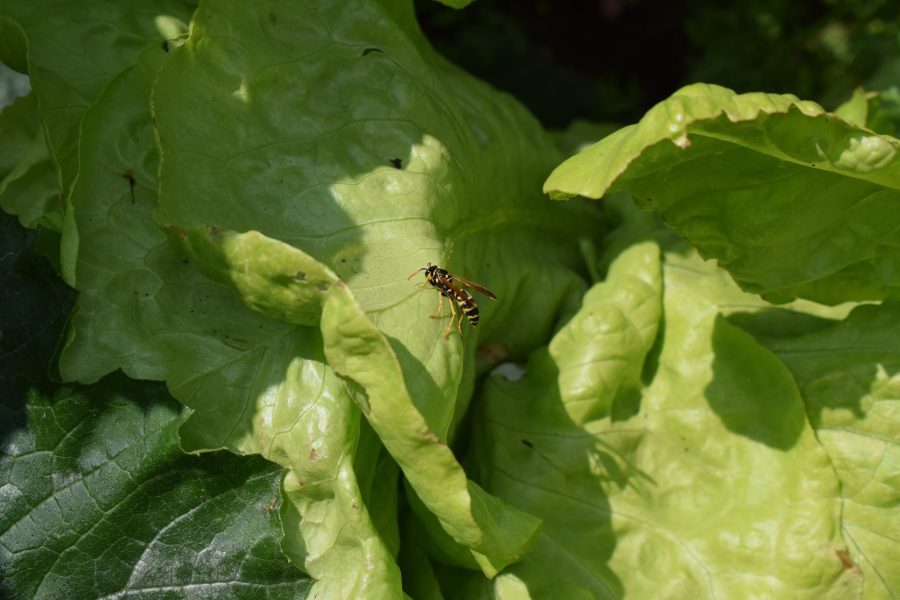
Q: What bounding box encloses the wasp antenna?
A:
[407,267,426,280]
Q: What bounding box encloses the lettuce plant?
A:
[1,1,897,598]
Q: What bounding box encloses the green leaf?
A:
[544,83,900,304]
[759,303,900,598]
[833,88,870,129]
[322,280,542,576]
[57,55,401,597]
[0,374,312,600]
[150,1,598,430]
[834,88,900,138]
[398,522,445,600]
[65,0,596,586]
[548,240,661,423]
[172,225,341,327]
[0,0,194,212]
[0,211,310,600]
[277,352,403,599]
[57,0,599,592]
[0,92,61,232]
[468,214,862,598]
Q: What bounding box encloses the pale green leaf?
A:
[468,209,862,598]
[761,303,900,599]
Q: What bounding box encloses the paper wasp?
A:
[408,263,497,338]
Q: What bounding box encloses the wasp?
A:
[408,263,497,338]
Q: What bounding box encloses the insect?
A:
[408,263,497,339]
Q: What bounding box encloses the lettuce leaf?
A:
[38,0,597,595]
[0,212,310,599]
[466,199,866,598]
[4,3,898,599]
[545,84,900,305]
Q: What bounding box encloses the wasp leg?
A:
[444,299,461,339]
[429,293,444,319]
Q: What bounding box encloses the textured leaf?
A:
[56,0,602,590]
[548,240,661,423]
[173,226,341,327]
[0,374,311,600]
[0,211,309,600]
[0,92,60,231]
[466,203,862,598]
[759,303,900,599]
[7,1,900,597]
[0,0,194,229]
[544,83,900,304]
[322,281,542,576]
[55,47,399,598]
[57,0,589,590]
[150,0,596,440]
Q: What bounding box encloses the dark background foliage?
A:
[417,0,900,127]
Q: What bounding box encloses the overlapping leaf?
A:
[44,0,600,595]
[0,93,59,231]
[0,1,194,241]
[8,2,893,598]
[0,213,310,600]
[53,42,400,598]
[463,201,864,598]
[545,83,900,305]
[757,304,900,598]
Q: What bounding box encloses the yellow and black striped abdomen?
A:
[453,287,480,326]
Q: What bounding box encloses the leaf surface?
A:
[761,303,900,598]
[0,212,310,600]
[544,84,900,304]
[467,201,863,598]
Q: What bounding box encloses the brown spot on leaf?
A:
[121,170,136,203]
[835,549,861,573]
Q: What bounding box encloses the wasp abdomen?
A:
[454,288,479,326]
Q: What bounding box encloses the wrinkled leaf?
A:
[545,83,900,305]
[0,0,194,229]
[0,92,60,231]
[759,303,900,598]
[549,240,661,424]
[0,212,310,600]
[466,207,862,598]
[0,374,311,600]
[55,46,399,598]
[323,281,542,575]
[57,0,585,589]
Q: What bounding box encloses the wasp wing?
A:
[448,274,497,299]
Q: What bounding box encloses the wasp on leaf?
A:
[408,263,497,339]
